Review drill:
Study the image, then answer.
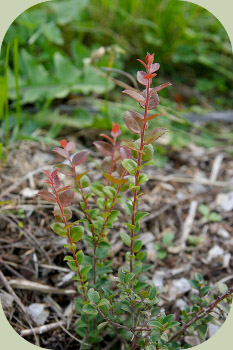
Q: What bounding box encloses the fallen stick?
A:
[149,174,230,188]
[180,200,198,250]
[8,279,75,295]
[21,321,65,337]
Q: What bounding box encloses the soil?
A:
[0,129,233,349]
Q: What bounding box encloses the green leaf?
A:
[108,210,120,222]
[133,240,143,252]
[124,202,133,215]
[89,209,99,219]
[149,286,157,300]
[82,303,98,315]
[122,159,138,175]
[64,255,74,262]
[200,286,213,296]
[50,223,67,237]
[136,251,146,260]
[157,249,167,260]
[70,226,84,242]
[81,265,92,276]
[144,127,169,145]
[218,282,228,294]
[121,139,144,154]
[194,272,203,282]
[138,173,149,184]
[90,183,105,197]
[80,175,90,188]
[120,232,131,246]
[103,186,116,198]
[189,279,200,290]
[88,288,100,304]
[76,250,84,264]
[97,321,108,331]
[98,298,110,307]
[162,231,175,245]
[135,212,149,223]
[208,212,222,222]
[198,204,209,217]
[67,261,77,272]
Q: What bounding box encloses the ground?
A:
[0,127,232,349]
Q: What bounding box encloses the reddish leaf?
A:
[150,82,172,94]
[54,175,61,189]
[42,169,51,178]
[72,151,90,166]
[53,206,72,222]
[102,159,111,173]
[144,72,157,80]
[146,52,154,66]
[137,59,148,70]
[55,164,74,176]
[102,173,127,185]
[51,169,59,179]
[57,186,72,193]
[125,110,145,134]
[120,146,132,160]
[59,189,75,207]
[37,191,57,203]
[150,63,160,73]
[137,71,148,86]
[140,90,160,110]
[60,140,67,148]
[116,162,125,177]
[65,141,75,152]
[111,123,121,138]
[122,89,145,104]
[100,133,114,143]
[144,127,169,145]
[75,170,90,181]
[145,113,162,122]
[93,141,112,156]
[52,147,69,159]
[121,139,144,154]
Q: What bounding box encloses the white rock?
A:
[152,269,168,288]
[175,298,187,310]
[217,228,230,239]
[172,278,191,295]
[223,253,231,268]
[27,303,49,325]
[207,245,224,262]
[208,323,220,338]
[141,232,154,245]
[216,192,233,212]
[21,187,38,198]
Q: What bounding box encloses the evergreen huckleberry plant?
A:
[37,53,232,350]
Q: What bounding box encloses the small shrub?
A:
[37,53,232,350]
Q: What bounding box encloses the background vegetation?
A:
[0,0,232,161]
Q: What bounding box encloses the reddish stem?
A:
[130,81,150,273]
[52,184,87,300]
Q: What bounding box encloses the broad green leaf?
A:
[122,159,138,175]
[76,250,84,264]
[97,321,108,330]
[50,222,67,237]
[133,240,143,252]
[81,265,92,276]
[88,288,100,304]
[70,226,84,242]
[82,303,98,315]
[120,232,131,246]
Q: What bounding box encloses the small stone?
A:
[216,192,233,212]
[217,228,230,239]
[175,298,187,310]
[27,303,49,325]
[208,323,220,338]
[21,187,38,198]
[223,253,231,268]
[172,278,191,295]
[207,245,224,262]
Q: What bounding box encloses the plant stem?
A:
[130,80,150,272]
[169,287,233,342]
[68,156,97,285]
[52,184,87,300]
